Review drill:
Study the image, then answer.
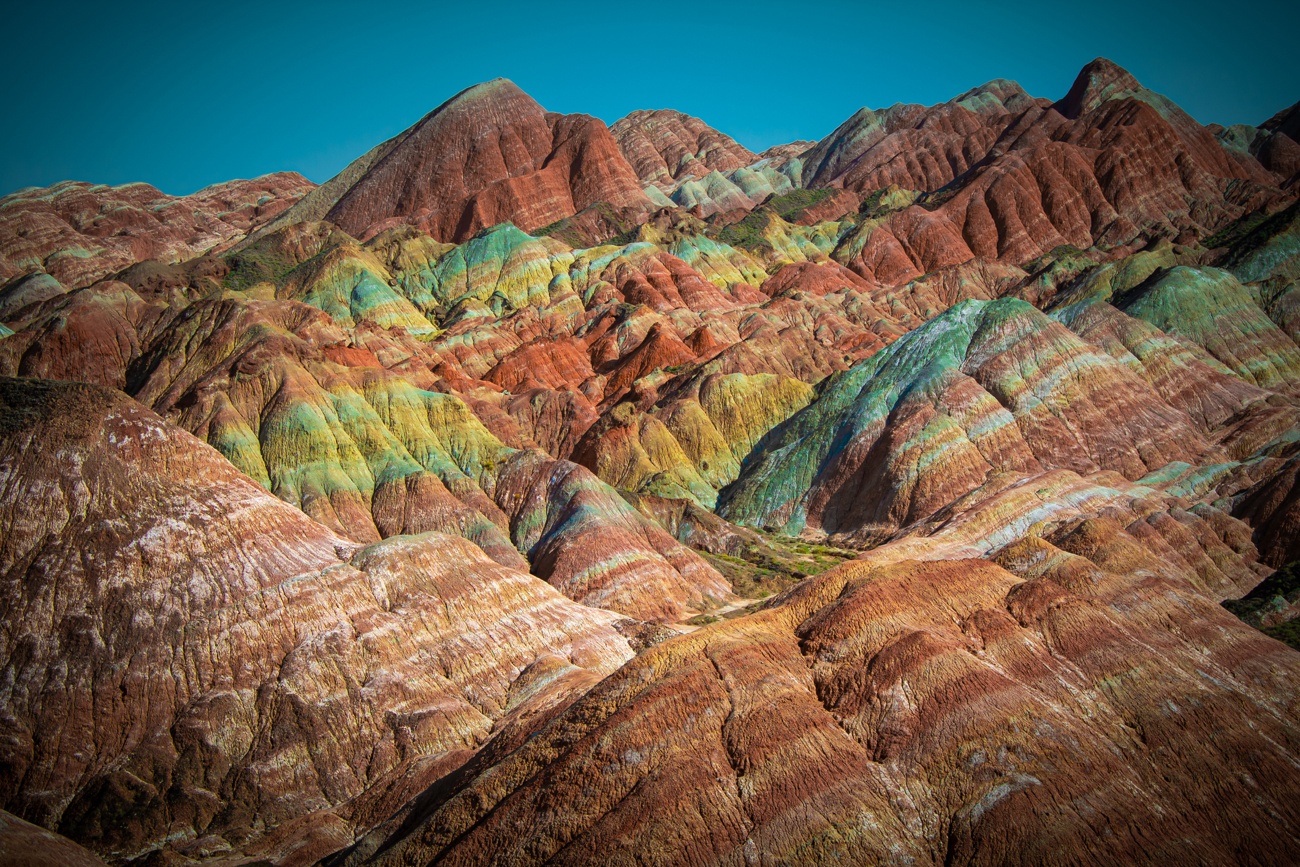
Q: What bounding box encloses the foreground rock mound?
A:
[0,378,633,864]
[335,548,1300,866]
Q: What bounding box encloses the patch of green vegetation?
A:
[765,188,833,221]
[1223,561,1300,627]
[222,244,296,292]
[533,217,567,237]
[702,531,857,600]
[714,189,835,252]
[534,202,641,248]
[1262,621,1300,651]
[609,226,642,246]
[1203,208,1274,251]
[1246,561,1300,600]
[1022,244,1084,273]
[917,185,958,211]
[1223,561,1300,651]
[685,614,720,627]
[1220,200,1300,268]
[716,212,771,251]
[857,188,889,216]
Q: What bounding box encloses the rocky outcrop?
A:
[804,61,1291,282]
[800,78,1042,193]
[611,109,759,190]
[0,271,732,621]
[611,110,806,218]
[721,298,1219,541]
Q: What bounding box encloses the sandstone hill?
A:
[1,59,1299,864]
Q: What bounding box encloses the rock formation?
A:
[0,60,1299,865]
[0,378,634,863]
[0,173,313,288]
[260,80,653,244]
[332,547,1300,866]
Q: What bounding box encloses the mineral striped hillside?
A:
[1,59,1299,865]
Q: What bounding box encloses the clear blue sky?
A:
[3,0,1297,197]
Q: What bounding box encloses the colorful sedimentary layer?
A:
[1,58,1299,866]
[611,109,759,190]
[333,544,1300,866]
[721,298,1219,542]
[0,378,635,863]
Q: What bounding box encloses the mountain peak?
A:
[449,77,526,104]
[306,77,650,242]
[1055,57,1144,118]
[952,78,1035,114]
[417,77,542,126]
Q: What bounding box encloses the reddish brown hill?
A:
[306,79,653,242]
[611,109,759,189]
[0,378,634,863]
[812,60,1291,281]
[800,78,1042,193]
[334,548,1300,866]
[0,173,313,288]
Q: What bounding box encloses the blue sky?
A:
[3,0,1297,196]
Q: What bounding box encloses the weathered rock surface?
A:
[0,378,635,864]
[721,298,1221,542]
[611,109,759,190]
[803,60,1291,283]
[0,254,733,621]
[0,810,108,867]
[333,546,1300,866]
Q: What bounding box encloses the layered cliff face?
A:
[611,109,760,190]
[718,297,1249,541]
[1,60,1299,866]
[796,60,1291,285]
[609,109,800,218]
[0,223,738,622]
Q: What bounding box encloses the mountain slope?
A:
[0,173,313,288]
[334,547,1300,866]
[0,378,634,863]
[269,79,654,244]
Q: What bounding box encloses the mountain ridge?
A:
[1,58,1300,865]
